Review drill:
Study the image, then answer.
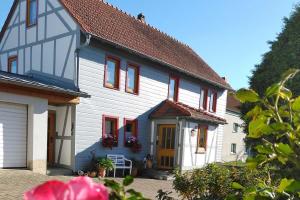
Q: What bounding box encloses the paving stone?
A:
[0,169,177,200]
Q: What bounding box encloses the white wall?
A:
[48,105,73,168]
[181,121,219,170]
[222,110,246,162]
[0,0,78,81]
[0,92,48,174]
[75,44,227,170]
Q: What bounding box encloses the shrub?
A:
[173,163,267,200]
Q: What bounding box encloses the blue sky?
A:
[0,0,299,89]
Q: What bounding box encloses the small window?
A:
[231,143,237,154]
[168,76,179,102]
[102,115,119,147]
[8,56,18,74]
[209,90,217,113]
[200,87,208,110]
[233,123,239,133]
[124,119,138,146]
[126,63,139,95]
[26,0,38,27]
[197,125,207,152]
[104,56,120,90]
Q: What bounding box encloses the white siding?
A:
[222,111,247,162]
[181,121,218,170]
[0,0,78,82]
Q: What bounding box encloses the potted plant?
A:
[144,154,153,169]
[102,135,117,149]
[130,141,142,153]
[131,159,144,177]
[125,136,137,147]
[97,158,114,178]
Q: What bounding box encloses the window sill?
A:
[195,148,206,154]
[125,89,138,95]
[104,84,120,91]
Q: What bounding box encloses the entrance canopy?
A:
[0,71,90,104]
[149,100,226,125]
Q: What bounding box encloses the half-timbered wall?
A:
[0,0,78,82]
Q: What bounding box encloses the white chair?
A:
[107,154,132,177]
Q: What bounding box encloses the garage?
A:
[0,102,27,168]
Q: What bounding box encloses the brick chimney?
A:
[137,13,146,23]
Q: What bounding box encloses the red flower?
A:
[24,177,109,200]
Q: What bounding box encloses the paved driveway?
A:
[0,169,177,200]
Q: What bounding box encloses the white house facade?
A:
[222,94,247,162]
[0,0,231,174]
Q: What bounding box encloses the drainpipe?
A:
[75,32,91,88]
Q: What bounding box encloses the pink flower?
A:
[24,177,109,200]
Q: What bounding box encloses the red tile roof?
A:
[59,0,231,89]
[1,0,231,89]
[149,100,226,124]
[227,93,241,113]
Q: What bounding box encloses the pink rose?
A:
[24,177,109,200]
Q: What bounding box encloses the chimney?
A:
[137,13,146,23]
[222,76,227,82]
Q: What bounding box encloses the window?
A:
[104,56,120,89]
[231,143,237,154]
[26,0,38,27]
[199,87,208,110]
[209,90,217,113]
[8,56,18,74]
[233,123,239,133]
[124,119,138,146]
[125,63,139,95]
[197,125,207,152]
[168,76,179,101]
[102,115,119,146]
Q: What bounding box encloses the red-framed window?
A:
[124,118,138,146]
[200,87,208,110]
[102,115,119,147]
[8,56,18,74]
[104,55,121,90]
[197,125,208,152]
[168,75,179,102]
[26,0,38,27]
[125,63,139,95]
[209,90,217,113]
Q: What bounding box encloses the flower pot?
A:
[98,167,106,178]
[146,160,153,169]
[131,167,138,177]
[88,171,97,178]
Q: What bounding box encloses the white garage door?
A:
[0,102,27,168]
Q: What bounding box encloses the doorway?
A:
[157,125,176,169]
[47,111,56,165]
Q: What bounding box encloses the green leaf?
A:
[256,144,273,154]
[279,87,293,100]
[236,89,260,103]
[275,143,294,156]
[265,83,280,97]
[123,175,134,186]
[232,182,245,190]
[277,178,294,193]
[248,117,271,138]
[104,179,121,191]
[292,96,300,111]
[286,180,300,192]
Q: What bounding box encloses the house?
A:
[0,0,231,174]
[222,93,247,162]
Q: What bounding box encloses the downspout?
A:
[75,32,91,88]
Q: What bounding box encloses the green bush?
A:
[173,163,267,200]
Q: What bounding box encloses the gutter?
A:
[85,33,232,91]
[75,32,91,87]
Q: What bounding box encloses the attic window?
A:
[26,0,38,27]
[8,56,18,74]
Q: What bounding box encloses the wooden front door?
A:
[157,125,176,169]
[47,111,56,165]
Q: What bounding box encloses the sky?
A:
[0,0,299,89]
